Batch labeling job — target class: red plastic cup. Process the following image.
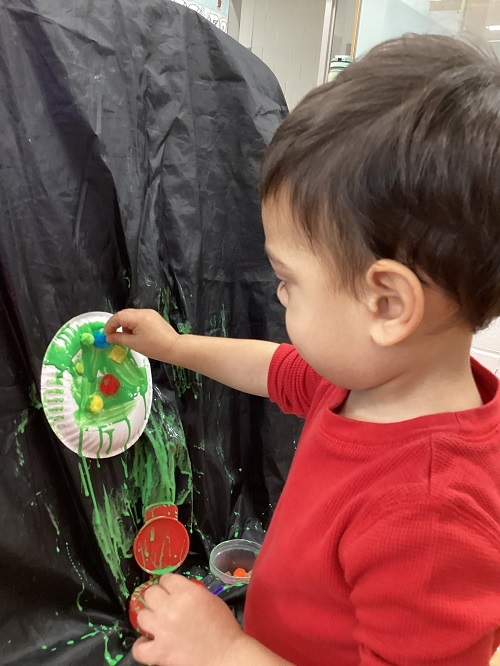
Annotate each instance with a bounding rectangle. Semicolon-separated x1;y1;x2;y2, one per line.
133;516;189;575
128;579;158;634
144;503;178;522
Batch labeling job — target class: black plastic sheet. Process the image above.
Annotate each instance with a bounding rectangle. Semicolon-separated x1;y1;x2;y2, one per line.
0;1;301;663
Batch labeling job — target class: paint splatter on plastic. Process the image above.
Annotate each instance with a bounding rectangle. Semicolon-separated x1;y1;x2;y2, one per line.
158;286;200;397
14;409;28;469
29;382;43;409
79;398;193;598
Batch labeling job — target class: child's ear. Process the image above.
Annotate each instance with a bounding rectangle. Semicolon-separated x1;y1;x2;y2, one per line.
364;260;425;347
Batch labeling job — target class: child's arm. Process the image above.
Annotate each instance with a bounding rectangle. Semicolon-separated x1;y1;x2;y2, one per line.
105;309;278;397
132;574;292;666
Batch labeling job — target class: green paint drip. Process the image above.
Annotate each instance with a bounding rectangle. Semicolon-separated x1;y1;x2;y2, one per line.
171;364;198;397
134;404;193;509
61;539;86;612
90;483;136;598
97;429;104;459
81;631;99;640
124;418;131;450
14;409;28;468
102;633;124;665
45;503;61;536
43;320;148;451
210;304;228;337
105;429;114;455
78;459;101;525
42;502;85;608
17;410;28;434
220;303;228;337
29;382;42;409
157;287;200;396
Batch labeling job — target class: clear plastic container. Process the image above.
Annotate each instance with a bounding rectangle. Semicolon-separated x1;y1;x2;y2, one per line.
209;539;261;585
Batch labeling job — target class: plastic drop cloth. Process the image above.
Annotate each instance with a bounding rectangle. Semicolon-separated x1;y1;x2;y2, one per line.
0;1;301;663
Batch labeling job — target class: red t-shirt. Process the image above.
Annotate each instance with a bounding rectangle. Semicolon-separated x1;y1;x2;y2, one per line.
245;344;500;665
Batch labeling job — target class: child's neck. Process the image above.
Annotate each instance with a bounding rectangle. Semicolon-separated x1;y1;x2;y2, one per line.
342;329;483;424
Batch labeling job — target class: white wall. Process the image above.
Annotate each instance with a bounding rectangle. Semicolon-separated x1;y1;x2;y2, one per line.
356;0;460;56
227;0;242;39
473;320;500;376
234;0;331;109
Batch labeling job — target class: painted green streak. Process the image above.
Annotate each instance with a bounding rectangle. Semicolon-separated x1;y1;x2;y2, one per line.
29;382;42;409
15;409;28;468
45;503;61;537
102;632;124;665
177;322;191;335
42;623;125;665
158;286;200;396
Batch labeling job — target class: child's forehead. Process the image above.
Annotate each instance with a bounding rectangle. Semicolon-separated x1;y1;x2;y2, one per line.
262;189;306;239
262;189;292;220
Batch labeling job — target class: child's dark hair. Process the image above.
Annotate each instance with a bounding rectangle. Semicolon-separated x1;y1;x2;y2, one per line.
262;34;500;331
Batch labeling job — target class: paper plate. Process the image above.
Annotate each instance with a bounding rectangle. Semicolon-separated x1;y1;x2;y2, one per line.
41;312;152;458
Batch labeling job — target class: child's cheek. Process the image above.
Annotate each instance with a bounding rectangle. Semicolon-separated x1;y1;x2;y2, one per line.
285;304;307;349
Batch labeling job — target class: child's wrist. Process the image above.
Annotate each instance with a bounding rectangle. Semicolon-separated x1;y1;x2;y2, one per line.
168;330;190;366
218;634;291;666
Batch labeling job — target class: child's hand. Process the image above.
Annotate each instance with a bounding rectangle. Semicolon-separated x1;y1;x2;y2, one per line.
133;574;244;666
104;309;179;362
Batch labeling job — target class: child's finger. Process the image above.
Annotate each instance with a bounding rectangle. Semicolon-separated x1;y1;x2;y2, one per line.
136;608;158;636
104;312;123;335
132;635;158;664
105;331;136;347
104;309;138;335
143;584;170;609
158;572;188;593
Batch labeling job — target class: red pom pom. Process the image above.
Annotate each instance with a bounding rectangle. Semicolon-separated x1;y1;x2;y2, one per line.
100;374;120;396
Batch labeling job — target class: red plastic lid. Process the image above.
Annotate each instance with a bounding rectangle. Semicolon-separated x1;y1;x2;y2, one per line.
128;580;158;633
144;503;178;522
191;579;205;588
133;517;189;574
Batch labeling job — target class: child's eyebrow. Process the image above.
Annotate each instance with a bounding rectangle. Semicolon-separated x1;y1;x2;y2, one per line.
265;246;288;268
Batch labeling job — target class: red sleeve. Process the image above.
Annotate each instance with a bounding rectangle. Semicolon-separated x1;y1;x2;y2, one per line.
340;488;500;665
267;344;323;418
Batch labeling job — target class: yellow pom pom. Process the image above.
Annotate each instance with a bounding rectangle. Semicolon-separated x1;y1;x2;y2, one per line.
88;395;104;415
109;345;128;364
75;362;84;375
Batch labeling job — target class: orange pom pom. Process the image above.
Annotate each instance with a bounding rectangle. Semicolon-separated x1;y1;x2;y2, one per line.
233;567;248;578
